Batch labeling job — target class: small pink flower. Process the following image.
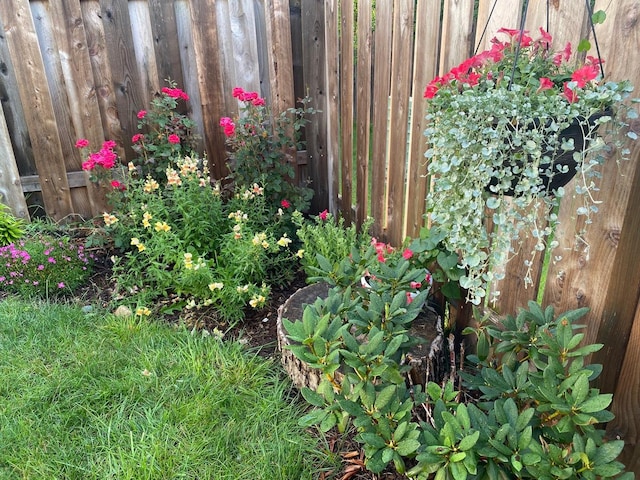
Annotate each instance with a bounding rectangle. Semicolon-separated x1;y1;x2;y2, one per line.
232;87;245;99
48;257;56;264
319;209;328;221
132;133;144;143
406;292;414;304
410;281;422;289
252;97;266;106
137;110;147;119
563;83;579;103
111;180;124;190
103;140;117;150
75;138;89;149
377;253;386;263
58;282;65;289
220;117;236;136
168;134;181;144
402;249;413;260
280;199;291;209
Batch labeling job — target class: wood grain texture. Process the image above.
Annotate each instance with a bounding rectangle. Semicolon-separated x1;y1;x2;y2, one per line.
100;0;145;162
369;0;392;238
301;0;328;212
405;0;441;239
0;106;29;219
439;0;476;73
80;0;125;156
33;1;96;220
338;0;354;223
475;0;521;52
229;0;261;96
354;0;372;227
147;0;186;96
189;0;228;180
386;0;415;246
47;0;108;216
0;0;74;220
323;0;339;213
128;1;160;106
174;0;205;154
264;0;295;116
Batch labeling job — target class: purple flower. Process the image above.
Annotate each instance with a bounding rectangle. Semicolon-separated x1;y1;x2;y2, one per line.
58;282;65;289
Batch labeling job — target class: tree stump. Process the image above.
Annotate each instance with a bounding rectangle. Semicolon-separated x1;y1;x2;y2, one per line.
276;282;446;391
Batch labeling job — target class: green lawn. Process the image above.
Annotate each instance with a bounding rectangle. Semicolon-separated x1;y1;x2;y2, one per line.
0;298;331;479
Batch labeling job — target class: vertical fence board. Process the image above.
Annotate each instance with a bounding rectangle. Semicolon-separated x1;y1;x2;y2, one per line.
386;0;415;246
229;0;262;96
302;0;328;212
189;0;228;180
0;0;74;221
147;0;186;95
542;0;640;349
475;0;521;51
440;0;475;73
80;0;125;156
369;0;392;237
354;0;372;226
324;0;339;213
405;0;441;239
48;0;109;217
100;0;145;162
338;0;354;221
128;1;160;106
32;1;94;220
174;0;205;153
0;106;29;219
252;0;272;103
264;0;295;116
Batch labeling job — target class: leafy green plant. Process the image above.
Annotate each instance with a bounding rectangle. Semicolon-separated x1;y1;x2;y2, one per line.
292;209;374;279
0;233;94;298
285;272;633;479
131;81;197;181
423;26;638;305
220;87;316;212
97;155;298;322
0;201;24;246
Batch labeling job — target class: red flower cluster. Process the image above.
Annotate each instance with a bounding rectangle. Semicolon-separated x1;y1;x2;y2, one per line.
423;27;602;105
232;87;266;106
77;140;118;171
219;117;235;137
161;87;190;101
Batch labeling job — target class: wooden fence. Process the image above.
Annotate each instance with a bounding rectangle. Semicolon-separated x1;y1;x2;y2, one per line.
1;0;640;472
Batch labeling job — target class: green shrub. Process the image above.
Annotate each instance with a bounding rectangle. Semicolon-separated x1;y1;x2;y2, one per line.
0;202;24;246
0;234;94;298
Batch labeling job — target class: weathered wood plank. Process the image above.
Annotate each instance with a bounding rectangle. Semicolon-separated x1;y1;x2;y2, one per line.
542;0;640;354
189;0;228;180
475;0;521;52
174;0;205;154
338;0;354;222
386;0;415;246
99;0;146;162
128;1;160;106
0;106;29;219
354;0;372;226
252;0;271;104
439;0;475;74
405;0;441;239
229;0;262;95
0;0;74;221
80;0;125;157
264;0;295;116
324;0;339;213
147;0;186;96
369;0;392;237
47;0;109;217
301;0;327;212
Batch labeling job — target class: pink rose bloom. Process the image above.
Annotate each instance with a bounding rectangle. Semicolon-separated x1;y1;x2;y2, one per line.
220;117;236;136
168;134;181;144
252;97;266;106
232;87;245;99
132;133;144;143
103;140;117;150
137;110;147;119
319;209;328;221
75;138;89;149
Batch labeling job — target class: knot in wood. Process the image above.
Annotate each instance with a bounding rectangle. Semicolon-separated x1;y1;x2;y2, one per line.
607;228;621;247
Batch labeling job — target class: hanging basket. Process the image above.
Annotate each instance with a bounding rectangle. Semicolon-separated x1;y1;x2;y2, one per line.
486;109;611;196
